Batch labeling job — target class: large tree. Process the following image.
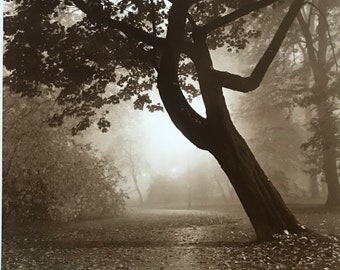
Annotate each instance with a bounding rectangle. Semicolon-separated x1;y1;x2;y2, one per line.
4;0;309;240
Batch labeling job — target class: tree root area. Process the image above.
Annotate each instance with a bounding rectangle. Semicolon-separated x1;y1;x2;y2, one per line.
2;204;340;269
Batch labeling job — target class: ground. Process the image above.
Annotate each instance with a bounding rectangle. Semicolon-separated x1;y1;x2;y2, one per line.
2;203;340;269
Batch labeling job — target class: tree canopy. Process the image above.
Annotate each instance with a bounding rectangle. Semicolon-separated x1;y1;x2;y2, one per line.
4;0;304;135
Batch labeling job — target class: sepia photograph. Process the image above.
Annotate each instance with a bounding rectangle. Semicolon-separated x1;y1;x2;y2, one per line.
2;0;340;269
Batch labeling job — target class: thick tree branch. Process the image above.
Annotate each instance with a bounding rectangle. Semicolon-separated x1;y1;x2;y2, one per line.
71;0;165;48
250;0;304;84
199;0;279;36
158;1;209;149
213;0;305;92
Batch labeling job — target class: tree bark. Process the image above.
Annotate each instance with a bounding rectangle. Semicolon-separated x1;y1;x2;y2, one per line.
208;109;304;241
158;0;306;241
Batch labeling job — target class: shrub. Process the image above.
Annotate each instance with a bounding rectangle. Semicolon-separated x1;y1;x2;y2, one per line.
3;91;127;222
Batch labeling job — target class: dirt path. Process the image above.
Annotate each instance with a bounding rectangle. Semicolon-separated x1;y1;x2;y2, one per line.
2;205;340;269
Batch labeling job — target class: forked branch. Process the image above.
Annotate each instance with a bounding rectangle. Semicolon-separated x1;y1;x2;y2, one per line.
213;0;305;92
158;1;209;149
297;12;319;72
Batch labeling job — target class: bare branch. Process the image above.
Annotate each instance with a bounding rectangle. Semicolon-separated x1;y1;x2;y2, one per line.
297;12;319;72
199;0;279;36
304;1;339;72
213;0;305;92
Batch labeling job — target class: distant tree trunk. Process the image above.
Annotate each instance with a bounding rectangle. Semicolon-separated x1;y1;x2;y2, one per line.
213;174;229;201
187;160;192;209
302;49;321;199
315;1;340;207
304;108;321;198
317;96;340;207
309;174;320;199
126;147;144;206
298;0;340;207
187;183;192;209
131;171;143;207
158;0;305;241
323;147;340;207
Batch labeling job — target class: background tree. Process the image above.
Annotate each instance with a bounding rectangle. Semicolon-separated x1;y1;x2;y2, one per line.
234;91;308;199
237;0;340;205
4;0;310;240
109;141;146;206
296;0;340;207
96;105;149;207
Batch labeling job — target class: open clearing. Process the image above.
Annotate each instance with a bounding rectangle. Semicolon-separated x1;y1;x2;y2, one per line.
2;204;340;269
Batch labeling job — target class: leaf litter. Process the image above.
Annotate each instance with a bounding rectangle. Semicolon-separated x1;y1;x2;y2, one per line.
2;206;340;269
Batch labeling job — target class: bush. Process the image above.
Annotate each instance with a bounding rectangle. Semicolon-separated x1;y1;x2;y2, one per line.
3;91;127;222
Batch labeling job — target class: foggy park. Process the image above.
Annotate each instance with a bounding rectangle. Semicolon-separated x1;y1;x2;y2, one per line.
2;0;340;269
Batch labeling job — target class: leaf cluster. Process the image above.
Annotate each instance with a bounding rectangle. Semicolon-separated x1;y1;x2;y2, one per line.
4;0;265;133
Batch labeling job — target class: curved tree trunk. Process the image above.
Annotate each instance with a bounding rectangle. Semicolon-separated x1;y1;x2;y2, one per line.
207;108;304;241
157;0;306;241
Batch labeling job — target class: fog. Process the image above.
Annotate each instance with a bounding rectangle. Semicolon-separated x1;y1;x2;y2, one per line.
82;55;312;207
79;52;254;206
